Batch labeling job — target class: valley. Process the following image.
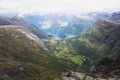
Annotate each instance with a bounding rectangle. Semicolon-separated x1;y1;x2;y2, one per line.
0;11;120;80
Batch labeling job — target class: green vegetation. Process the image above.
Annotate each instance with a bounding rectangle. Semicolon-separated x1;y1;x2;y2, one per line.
42;19;120;73
0;17;119;80
0;26;68;80
42;37;94;72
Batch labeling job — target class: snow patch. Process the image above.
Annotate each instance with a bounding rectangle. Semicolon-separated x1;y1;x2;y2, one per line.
57;20;68;27
41;20;52;29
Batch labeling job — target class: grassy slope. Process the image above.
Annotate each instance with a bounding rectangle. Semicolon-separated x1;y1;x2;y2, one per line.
42;19;120;73
0;25;68;80
42;38;92;72
82;19;120;57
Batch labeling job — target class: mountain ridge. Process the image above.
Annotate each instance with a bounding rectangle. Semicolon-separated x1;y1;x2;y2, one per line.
0;25;69;80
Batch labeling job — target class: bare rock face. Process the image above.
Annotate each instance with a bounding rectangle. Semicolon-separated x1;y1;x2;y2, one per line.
85;76;94;80
58;71;120;80
0;69;13;80
91;55;120;79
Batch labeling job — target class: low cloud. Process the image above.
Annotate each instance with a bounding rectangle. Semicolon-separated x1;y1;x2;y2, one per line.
0;0;120;14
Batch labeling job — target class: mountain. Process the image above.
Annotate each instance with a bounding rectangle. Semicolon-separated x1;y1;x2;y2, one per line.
86;12;111;19
0;25;70;80
42;12;120;73
83;12;120;56
24;13;94;38
91;55;120;79
57;55;120;80
110;11;120;21
0;15;48;39
0;12;119;79
53;12;120;79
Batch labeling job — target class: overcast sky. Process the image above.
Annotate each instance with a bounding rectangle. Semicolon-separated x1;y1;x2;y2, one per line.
0;0;120;14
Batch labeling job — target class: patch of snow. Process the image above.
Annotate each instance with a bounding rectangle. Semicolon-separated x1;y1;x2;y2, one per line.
57;20;68;27
41;20;52;29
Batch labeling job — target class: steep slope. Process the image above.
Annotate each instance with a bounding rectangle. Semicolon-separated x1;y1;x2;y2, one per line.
72;12;120;70
0;25;68;80
0;15;48;39
57;55;120;80
82;19;120;57
42;12;120;73
54;12;120;80
91;55;120;79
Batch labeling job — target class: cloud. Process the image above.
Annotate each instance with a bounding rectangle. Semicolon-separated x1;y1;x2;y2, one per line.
0;0;120;14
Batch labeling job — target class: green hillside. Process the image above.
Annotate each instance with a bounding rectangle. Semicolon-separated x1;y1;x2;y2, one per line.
0;25;68;80
43;18;120;72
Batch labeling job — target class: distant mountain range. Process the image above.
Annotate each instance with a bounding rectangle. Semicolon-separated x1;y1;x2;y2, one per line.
0;14;69;80
24;12;110;38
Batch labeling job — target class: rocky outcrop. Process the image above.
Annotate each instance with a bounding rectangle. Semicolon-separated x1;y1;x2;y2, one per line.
0;69;13;80
58;55;120;80
91;55;120;79
58;71;119;80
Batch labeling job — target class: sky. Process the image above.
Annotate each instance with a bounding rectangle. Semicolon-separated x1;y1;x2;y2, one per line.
0;0;120;14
